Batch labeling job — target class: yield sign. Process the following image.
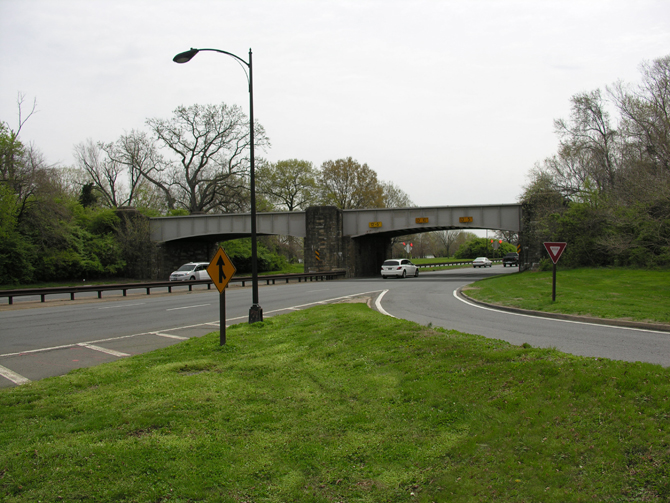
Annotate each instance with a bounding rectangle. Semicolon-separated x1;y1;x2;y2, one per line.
207;247;236;293
544;242;567;264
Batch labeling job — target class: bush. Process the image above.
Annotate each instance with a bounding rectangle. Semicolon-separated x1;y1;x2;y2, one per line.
221;238;288;274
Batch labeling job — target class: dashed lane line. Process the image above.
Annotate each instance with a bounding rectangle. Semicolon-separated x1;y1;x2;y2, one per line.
153;332;189;340
78;343;130;357
166;304;211;311
0;364;31;385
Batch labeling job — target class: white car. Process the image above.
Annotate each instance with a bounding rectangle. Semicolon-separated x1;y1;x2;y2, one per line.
381;259;419;279
472;257;492;268
169;262;210;281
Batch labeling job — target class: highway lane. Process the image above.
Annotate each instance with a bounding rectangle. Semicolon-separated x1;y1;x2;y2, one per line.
376;266;670;367
0;281;384;354
0;280;388;387
1;266;668;387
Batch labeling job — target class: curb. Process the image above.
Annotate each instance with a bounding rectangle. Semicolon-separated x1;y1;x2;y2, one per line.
457;287;670;334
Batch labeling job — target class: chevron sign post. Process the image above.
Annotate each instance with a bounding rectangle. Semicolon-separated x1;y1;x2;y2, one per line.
543;242;567;302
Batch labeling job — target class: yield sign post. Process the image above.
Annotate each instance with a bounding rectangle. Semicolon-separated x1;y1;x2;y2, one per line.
543;242;567;302
207;247;237;345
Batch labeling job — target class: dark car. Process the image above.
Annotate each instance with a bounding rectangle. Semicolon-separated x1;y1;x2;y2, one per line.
502;252;519;267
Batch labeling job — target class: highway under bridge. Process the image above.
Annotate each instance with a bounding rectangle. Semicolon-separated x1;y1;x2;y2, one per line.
149;204;523;278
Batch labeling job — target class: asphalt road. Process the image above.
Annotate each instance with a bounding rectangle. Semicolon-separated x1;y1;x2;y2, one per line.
1;266;668;388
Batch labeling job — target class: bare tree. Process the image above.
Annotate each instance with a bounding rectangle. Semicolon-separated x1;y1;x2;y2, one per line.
145;103;269;214
432;230;466;257
381;180;414;208
100;130;160;208
554;90;620;194
1;94;53;221
610;55;670;203
74;139;126;208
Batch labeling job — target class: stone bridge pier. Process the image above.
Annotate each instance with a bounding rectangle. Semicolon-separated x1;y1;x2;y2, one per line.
304;206;390;278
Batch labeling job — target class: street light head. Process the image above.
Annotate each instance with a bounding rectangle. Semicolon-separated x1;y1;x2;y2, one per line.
173;48;199;64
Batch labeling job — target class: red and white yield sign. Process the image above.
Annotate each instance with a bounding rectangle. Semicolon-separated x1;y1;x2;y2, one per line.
544;242;567;264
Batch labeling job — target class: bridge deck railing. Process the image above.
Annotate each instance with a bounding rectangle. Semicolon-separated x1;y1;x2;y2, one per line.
0;271;346;305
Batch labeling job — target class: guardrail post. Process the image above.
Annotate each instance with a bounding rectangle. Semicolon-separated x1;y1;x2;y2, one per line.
98;291;102;299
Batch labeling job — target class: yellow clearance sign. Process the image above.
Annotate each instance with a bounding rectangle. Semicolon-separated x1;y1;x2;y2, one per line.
207;247;236;293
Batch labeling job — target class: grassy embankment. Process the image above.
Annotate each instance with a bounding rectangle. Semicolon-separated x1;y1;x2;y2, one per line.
2;288;669;501
465;267;670;325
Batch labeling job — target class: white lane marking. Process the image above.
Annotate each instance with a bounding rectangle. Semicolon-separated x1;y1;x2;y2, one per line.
166;304;211;311
453;289;670;334
0;290;383;358
307;289;329;293
153;332;188;340
0;364;31;385
375;290;396;318
98;303;145;310
78;343;130;357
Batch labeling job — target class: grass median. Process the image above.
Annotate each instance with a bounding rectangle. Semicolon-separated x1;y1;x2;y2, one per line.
464;267;670;325
2;301;669;502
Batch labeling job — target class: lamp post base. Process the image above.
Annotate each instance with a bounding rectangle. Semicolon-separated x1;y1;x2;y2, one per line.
249;304;263;323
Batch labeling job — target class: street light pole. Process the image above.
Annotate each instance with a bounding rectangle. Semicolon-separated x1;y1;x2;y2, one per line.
173;47;262;323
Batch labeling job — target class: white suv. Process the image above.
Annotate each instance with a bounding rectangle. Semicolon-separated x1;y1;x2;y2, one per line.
169;262;210;281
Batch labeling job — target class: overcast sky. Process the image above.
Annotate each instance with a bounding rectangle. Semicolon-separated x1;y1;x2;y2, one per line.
2;0;669;208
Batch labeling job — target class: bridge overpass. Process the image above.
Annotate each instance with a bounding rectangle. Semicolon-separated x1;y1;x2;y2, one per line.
150;204;522;278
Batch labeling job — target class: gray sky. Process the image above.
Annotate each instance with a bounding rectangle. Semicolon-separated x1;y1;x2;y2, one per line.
2;0;669;207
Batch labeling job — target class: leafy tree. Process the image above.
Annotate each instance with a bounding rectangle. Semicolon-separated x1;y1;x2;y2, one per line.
0;183;36;284
145;103;269;214
78;182;99;208
221;238;288;274
256;158;317;211
454;237;516;259
318;157;384;209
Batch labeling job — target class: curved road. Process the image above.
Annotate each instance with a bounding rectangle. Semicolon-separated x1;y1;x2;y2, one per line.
1;266;668;387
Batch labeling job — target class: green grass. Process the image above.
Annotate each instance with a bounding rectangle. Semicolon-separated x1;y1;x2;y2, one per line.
466;267;670;324
2;303;669;502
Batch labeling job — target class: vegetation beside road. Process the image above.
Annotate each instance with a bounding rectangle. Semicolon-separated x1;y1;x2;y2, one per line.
2;303;669;502
466;267;670;325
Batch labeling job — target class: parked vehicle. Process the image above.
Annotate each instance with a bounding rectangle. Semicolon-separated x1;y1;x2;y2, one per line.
502;252;519;267
472;257;492;268
381;259;419;279
169;262;210;281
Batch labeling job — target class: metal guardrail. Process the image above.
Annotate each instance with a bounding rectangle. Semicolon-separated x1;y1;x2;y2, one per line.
0;271;347;305
416;259;503;268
